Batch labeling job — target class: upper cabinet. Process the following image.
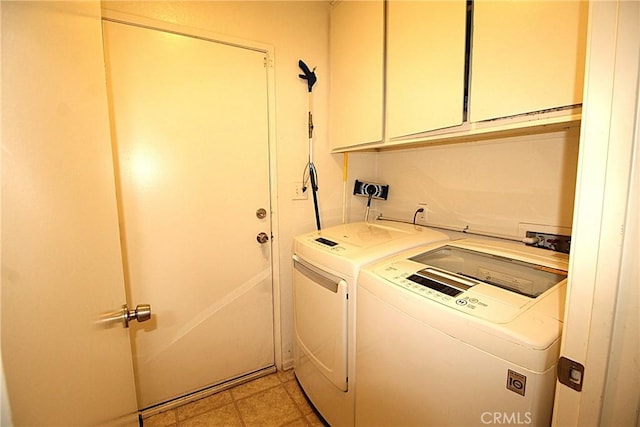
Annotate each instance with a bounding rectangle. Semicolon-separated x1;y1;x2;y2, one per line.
386;1;467;140
329;0;384;151
329;0;589;152
469;0;588;122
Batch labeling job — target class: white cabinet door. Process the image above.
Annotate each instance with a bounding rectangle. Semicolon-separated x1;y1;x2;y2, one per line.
1;2;138;425
330;0;384;150
386;0;467;139
469;0;588;122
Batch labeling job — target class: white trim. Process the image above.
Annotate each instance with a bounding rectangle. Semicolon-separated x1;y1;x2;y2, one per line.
601;87;639;425
264;48;284;372
139;366;277;419
553;0;640;424
101;9;273;54
99;9;283;371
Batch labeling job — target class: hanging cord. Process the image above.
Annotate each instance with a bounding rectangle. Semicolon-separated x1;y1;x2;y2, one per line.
363;185;378;222
381;212;543;245
364;194;373;222
300;162;310;192
413;207;424;224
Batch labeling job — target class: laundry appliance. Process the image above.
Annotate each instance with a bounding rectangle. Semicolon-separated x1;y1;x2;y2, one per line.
355;239;569;426
292;220;449;426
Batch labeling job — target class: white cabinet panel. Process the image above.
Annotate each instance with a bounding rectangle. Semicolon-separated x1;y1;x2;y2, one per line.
469;0;588;122
386;0;467;139
330;1;384;150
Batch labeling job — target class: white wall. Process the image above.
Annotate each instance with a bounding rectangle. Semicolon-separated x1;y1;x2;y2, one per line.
374;129;580;238
100;1;377;367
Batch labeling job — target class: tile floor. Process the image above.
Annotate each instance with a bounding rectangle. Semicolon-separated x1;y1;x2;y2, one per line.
142;370;328;427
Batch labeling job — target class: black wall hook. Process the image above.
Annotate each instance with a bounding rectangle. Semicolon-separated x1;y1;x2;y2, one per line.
298;60;317;92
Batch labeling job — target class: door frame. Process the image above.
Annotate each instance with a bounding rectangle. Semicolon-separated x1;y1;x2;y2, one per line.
552;0;640;424
100;9;283;371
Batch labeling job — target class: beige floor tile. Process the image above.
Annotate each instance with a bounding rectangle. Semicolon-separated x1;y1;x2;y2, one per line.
179;402;243;427
280;418;308;427
143;370;321;427
235;385;302;427
143;409;177;427
305;411;327;427
230;373;282;400
276;369;296;383
282;379;314;416
176;390;234;421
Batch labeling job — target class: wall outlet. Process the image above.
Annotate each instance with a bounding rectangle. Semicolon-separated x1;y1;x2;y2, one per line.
292;182;308;200
416;203;428;223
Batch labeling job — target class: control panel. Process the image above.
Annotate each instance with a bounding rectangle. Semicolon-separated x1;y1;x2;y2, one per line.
375;261;532;324
406;273;463;297
307;236;351;255
315;237;338;247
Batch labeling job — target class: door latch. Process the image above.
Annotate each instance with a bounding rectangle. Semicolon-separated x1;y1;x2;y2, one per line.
122;304;152;328
557;356;585;391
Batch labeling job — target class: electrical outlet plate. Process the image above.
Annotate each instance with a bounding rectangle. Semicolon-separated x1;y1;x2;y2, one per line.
416;203;428;223
292;182;307;200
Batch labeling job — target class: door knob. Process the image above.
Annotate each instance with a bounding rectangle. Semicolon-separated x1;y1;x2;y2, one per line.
122;303;151;328
256;232;269;244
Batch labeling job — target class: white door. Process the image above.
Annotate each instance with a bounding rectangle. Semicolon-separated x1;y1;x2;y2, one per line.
102;21;275;408
1;2;139;425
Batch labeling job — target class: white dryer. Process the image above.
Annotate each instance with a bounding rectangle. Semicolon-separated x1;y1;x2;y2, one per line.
355;239;569;427
292;220;449;427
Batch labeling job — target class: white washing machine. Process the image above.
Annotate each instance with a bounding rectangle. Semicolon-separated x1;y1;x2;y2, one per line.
292;220;449;427
355;239;569;427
